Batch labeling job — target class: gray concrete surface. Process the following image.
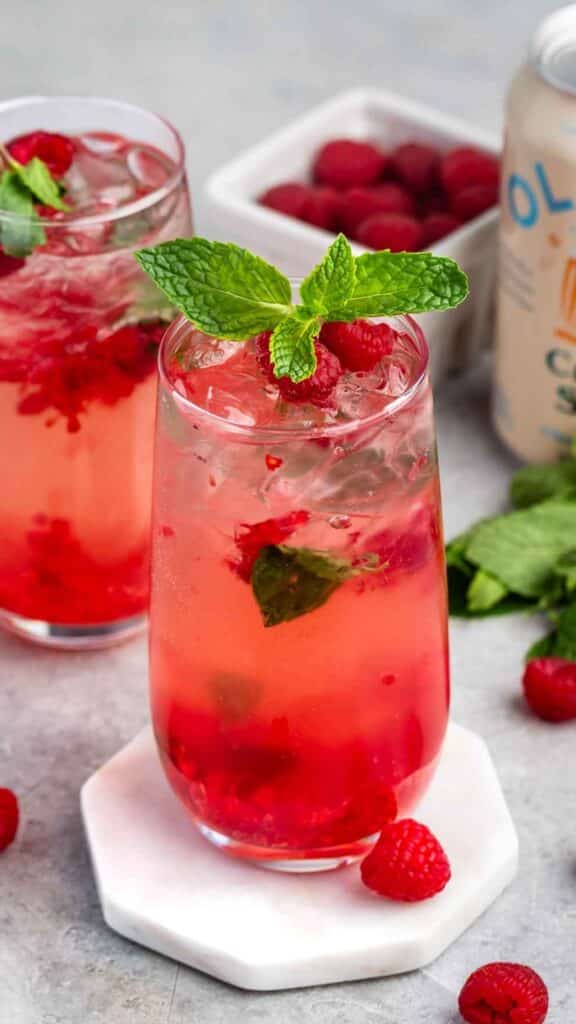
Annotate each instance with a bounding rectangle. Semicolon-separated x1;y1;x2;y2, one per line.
1;1;575;1021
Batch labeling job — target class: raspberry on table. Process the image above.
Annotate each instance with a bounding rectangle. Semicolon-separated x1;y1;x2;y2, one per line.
7;130;75;176
338;184;414;238
458;962;549;1024
259;182;311;220
389;142;440;194
277;341;342;405
320;319;396;371
523;657;576;722
313;139;387;190
360;818;451;901
0;788;19;852
451;184;499;221
356;212;423;252
421;211;462;246
441;146;499;196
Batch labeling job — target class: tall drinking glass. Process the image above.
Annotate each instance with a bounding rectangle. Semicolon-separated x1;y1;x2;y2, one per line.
0;97;192;647
150;311;449;871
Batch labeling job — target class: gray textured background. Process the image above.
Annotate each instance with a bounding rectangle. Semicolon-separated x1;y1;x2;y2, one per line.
1;2;574;1022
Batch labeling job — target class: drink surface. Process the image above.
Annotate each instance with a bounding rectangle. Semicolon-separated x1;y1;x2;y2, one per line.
150;320;449;858
0;129;191;627
495;14;576;462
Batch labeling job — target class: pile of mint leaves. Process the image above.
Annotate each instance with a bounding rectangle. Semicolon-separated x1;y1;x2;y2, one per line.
447;442;576;660
0;145;68;257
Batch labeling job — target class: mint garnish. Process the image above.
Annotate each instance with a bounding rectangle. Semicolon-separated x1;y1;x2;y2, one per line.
0;145;69;258
251;544;380;627
136;232;469;383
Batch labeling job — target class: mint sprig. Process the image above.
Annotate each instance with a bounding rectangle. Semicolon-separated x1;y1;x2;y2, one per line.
0;146;70;258
136;232;469;383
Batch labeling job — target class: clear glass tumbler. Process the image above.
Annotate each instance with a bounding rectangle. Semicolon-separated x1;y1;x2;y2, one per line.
0;97;192;647
149;310;450;871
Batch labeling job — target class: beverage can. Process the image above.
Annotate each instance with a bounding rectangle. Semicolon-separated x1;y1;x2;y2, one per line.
494;4;576;462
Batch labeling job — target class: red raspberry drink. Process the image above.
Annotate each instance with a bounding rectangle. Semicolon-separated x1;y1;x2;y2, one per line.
0;98;192;647
149;311;450;869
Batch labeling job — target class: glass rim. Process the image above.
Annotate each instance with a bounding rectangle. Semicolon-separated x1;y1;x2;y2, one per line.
158;310;431;443
0;95;187;229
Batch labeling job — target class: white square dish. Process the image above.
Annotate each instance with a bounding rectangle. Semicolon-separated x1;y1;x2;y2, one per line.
204;88;500;383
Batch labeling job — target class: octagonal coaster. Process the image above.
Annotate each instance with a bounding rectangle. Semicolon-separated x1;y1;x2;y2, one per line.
81;723;518;991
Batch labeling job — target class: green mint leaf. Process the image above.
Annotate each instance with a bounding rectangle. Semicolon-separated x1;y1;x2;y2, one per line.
510;459;576;509
328;251;469;320
527;601;576;661
299;233;355;313
0;170;45;257
251;545;358;627
466;569;508;613
465;500;576;599
447;561;534;619
526;632;556;660
135;238;293;341
553;549;576;594
15;158;69;212
269;311;321;383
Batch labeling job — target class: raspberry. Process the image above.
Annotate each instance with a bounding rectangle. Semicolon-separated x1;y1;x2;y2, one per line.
231;510;310;581
421;212;462;246
301;187;341;231
523;657;576;722
313;139;387;190
253;331;275;383
0;251;25;278
338;184;414;238
277;341;342;405
259;182;310;220
320;319;396;371
451;184;498;221
0;788;19;852
360;819;451;901
458;963;549;1024
357;212;423;252
441;146;499;196
7;131;75;176
419;188;450;216
389;142;440;194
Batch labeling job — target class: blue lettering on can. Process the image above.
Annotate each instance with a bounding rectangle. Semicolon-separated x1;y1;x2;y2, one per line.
508;174;538;227
534;162;574;213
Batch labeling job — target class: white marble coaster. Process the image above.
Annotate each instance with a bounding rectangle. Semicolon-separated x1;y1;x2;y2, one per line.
81;723;518;991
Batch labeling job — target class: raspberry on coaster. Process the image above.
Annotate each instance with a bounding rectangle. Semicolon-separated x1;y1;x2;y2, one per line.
313;139;387;189
451;184;499;221
523;657;576;722
338;184;414;238
441;146;500;196
7;130;75;176
389;142;440;194
360;819;451;901
320;319;396;371
277;341;342;406
0;788;19;852
458;963;549;1024
356;212;423;252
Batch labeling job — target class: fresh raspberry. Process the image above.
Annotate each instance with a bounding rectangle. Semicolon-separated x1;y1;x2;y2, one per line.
360;819;451;901
277;341;342;405
419;188;450;216
357;212;423;252
7;131;75;176
458;963;549;1024
389;142;440;194
0;788;19;852
320;319;396;371
313;139;387;190
259;182;310;220
441;146;499;196
231;510;311;581
421;212;462;246
301;187;341;231
338;184;414;237
0;251;25;278
523;657;576;722
451;184;498;221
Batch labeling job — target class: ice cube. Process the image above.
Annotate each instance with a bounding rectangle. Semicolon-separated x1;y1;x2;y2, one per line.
126;146;172;191
78;132;127;157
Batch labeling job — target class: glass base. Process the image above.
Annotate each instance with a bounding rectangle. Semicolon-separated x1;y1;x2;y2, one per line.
198;822;378;873
0;607;147;650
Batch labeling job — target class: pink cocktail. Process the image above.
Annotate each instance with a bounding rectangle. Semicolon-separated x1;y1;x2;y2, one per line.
150;312;449;870
0;97;192;646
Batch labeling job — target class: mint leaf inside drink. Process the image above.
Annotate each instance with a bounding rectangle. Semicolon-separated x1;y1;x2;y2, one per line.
16;157;69;212
0;171;45;257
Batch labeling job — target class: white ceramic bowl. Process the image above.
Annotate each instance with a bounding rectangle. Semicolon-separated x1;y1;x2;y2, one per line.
204;88;500;383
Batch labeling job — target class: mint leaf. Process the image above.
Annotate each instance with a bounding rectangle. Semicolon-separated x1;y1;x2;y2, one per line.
16;157;69;212
0;171;45;257
466;569;508;613
553;549;576;594
465;501;576;598
251;545;359;626
510;460;576;509
269;311;321;382
299;233;355;313
527;602;576;661
135;238;293;340
329;251;469;320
